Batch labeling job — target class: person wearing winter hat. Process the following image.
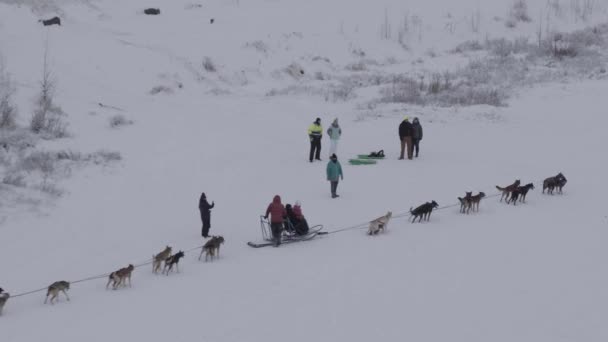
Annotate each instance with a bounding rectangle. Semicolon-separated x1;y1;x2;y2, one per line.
412;117;423;158
326;154;344;198
308;117;323;162
398;116;414;160
327;118;342;158
264;195;286;246
198;192;215;238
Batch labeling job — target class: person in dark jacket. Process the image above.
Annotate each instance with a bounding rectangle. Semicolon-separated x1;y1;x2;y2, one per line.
198;192;215;238
308;117;323;162
286;202;309;236
412;117;423;158
265;195;286;246
398;116;413;160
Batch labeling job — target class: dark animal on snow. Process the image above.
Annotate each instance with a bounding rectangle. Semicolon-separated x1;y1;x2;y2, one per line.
467;192;486;213
39;16;61;26
163;251;185;275
144;8;161;15
496;179;521;202
543;173;567;195
210;18;215;24
458;192;472;214
507;183;534;205
0;288;9;316
410;201;439;223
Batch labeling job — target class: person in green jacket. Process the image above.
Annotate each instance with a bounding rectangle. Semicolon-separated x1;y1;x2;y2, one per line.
326;154;343;198
308;118;323;162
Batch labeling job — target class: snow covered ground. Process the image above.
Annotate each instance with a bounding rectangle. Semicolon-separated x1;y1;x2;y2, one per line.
1;0;608;341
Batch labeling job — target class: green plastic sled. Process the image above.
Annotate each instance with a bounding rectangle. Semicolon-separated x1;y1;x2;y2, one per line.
348;159;378;165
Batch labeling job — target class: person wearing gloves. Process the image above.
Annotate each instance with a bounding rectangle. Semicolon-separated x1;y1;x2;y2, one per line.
308;117;323;162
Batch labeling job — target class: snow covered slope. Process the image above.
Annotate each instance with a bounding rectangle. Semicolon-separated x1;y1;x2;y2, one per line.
1;0;608;341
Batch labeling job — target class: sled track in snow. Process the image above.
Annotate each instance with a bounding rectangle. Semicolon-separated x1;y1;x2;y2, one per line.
6;175;560;302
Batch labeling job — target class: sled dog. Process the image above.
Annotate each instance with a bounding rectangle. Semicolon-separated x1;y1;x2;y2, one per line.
410;201;439;223
467;192;486;213
543;173;567;195
458;192;472;214
508;183;534;205
496;180;521;202
44;281;70;304
153;246;172;274
106;264;134;290
368;211;392;235
200;236;225;262
0;288;9;315
163;251;185;275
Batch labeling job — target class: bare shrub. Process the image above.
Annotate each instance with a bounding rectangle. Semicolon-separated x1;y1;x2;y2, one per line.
380;76;423;104
30;43;69;139
285;63;305;78
20;151;55;176
451;40;483;54
380;8;392;40
109;114;133;128
0;59;18;130
149;85;174;95
345;62;366;71
486;37;532;57
2;172;26;187
202;56;216;72
245;40;268;54
89;150;121;165
38;181;63;197
56;150;83;161
325;84;355;102
0;128;36;153
510;0;531;23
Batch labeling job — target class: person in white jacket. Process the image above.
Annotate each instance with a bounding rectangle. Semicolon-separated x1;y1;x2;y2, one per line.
327;118;342;157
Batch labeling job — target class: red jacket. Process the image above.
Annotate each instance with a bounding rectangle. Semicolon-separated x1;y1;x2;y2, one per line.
266;195;286;224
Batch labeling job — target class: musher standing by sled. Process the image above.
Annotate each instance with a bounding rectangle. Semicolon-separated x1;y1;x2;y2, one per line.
264;195;286;247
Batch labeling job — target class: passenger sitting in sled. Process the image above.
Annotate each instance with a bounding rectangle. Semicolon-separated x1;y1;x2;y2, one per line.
286;202;309;236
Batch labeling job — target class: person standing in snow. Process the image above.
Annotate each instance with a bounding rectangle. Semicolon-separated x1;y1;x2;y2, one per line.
264;195;286;246
198;192;215;238
308;117;323;162
412;117;423;158
326;154;344;198
327;118;342;158
398;116;414;160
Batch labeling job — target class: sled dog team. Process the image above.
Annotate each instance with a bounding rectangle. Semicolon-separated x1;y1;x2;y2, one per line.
366;172;567;234
1;173;566;313
0;238;225;312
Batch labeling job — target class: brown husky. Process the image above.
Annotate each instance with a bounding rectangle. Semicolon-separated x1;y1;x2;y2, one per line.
200;236;225;262
458;192;472;214
152;246;172;274
106;264;134;290
467;192;486;213
496;180;521;202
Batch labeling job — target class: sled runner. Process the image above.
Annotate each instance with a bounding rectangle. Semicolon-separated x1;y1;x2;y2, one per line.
247;216;326;248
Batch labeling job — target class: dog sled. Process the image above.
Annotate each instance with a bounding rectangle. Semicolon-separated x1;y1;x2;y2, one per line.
247;216;326;248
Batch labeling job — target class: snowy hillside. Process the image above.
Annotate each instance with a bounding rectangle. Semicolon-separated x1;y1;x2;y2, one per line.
1;0;608;341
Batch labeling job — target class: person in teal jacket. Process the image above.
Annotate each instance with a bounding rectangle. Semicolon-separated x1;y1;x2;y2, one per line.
326;154;343;198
